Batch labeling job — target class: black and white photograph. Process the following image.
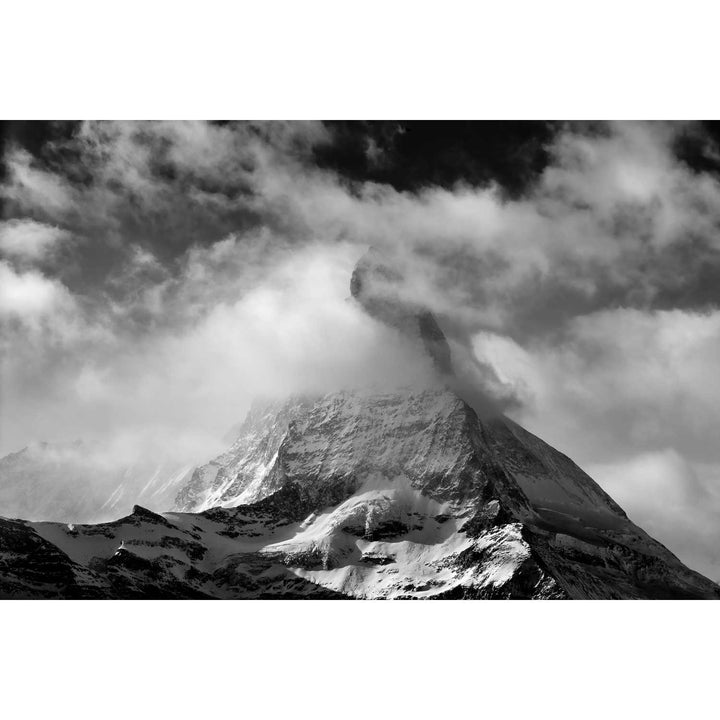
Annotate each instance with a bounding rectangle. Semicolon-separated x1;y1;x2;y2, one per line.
5;118;720;600
3;2;719;717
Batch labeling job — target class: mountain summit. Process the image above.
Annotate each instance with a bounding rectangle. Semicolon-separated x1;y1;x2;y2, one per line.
0;253;718;599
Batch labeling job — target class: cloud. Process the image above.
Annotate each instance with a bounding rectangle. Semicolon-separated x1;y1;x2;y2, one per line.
0;260;74;324
0;218;71;261
7;120;720;341
0;240;437;466
474;307;720;463
587;451;720;582
1;148;76;219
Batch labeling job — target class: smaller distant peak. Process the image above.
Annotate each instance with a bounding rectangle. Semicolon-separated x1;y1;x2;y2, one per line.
132;504;157;516
26;438;85;453
130;505;171;524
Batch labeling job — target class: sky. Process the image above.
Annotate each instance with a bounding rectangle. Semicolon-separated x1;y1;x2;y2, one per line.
2;120;720;579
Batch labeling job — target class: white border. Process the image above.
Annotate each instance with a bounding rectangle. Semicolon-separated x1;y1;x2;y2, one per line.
2;3;719;716
1;599;717;718
2;1;720;119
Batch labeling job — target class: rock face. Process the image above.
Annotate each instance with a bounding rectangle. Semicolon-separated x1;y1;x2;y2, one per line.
174;397;312;513
1;388;718;599
1;250;718;599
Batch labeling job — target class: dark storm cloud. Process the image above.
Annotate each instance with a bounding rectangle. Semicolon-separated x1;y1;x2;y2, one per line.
5;119;720;361
1;121;329;296
5;119;720;335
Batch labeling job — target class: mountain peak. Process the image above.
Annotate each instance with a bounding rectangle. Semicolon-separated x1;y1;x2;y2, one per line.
160;386;720;599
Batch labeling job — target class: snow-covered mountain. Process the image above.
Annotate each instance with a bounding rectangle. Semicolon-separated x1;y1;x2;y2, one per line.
1;250;718;599
0;441;193;524
1;386;718;598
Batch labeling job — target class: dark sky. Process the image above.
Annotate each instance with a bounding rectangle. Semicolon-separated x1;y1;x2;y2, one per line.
3;120;720;579
5;119;720;191
3;119;559;190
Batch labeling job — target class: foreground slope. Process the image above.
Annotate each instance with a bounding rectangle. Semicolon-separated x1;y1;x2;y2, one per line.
1;388;717;599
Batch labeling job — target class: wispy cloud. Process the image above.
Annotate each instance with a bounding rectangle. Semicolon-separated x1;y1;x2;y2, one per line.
0;218;71;262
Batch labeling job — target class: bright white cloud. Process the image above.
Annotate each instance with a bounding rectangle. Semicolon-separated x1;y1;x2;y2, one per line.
1;148;76;218
0;218;71;261
0;260;73;321
0;241;437;465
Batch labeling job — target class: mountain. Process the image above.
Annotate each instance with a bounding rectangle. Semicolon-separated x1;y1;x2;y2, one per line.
1;387;718;599
1;250;718;599
0;441;193;524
